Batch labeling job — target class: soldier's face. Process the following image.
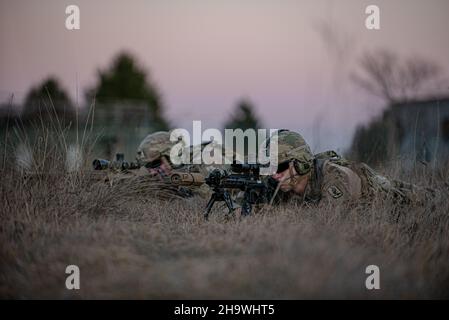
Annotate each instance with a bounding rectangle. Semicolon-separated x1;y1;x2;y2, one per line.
148;162;171;176
272;162;296;192
272;162;309;194
146;157;172;177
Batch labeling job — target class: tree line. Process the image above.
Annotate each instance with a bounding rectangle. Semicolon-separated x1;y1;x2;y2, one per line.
0;52;263;134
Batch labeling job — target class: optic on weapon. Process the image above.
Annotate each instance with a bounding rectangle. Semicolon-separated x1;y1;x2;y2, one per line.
92;158;110;170
92;153;140;171
203;162;277;219
230;163;263;174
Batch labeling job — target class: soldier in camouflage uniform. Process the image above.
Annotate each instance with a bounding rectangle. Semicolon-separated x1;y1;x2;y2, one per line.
136;131;235;198
136;131;180;177
269;130;439;208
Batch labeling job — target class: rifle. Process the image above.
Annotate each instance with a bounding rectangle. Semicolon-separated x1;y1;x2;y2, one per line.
92;153;141;171
177;163;278;219
170;163;278;219
92;153;200;198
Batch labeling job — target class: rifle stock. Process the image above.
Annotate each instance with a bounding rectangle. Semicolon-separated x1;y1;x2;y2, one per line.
169;172;206;186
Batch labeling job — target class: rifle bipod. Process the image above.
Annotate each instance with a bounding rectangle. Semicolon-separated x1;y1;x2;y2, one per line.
203;188;237;220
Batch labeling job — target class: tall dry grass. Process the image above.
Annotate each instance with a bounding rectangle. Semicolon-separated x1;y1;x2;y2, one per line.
1;110;449;299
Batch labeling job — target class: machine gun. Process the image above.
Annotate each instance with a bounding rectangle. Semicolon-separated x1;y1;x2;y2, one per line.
203;163;278;219
92;153;141;171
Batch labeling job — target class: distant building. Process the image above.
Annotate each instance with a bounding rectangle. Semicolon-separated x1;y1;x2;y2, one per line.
387;97;449;167
89;102;156;160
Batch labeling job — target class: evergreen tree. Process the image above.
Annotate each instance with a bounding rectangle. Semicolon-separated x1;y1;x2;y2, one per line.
223;99;263;131
22;77;74;122
223;99;264;158
86;52;169;130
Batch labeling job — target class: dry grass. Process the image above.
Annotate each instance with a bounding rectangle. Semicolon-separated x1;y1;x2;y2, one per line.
1;121;449;299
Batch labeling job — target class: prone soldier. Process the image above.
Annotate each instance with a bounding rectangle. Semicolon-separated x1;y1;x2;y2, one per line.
135;131;236;198
268;130;441;208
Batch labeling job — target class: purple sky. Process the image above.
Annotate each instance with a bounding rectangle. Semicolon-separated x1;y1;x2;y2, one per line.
1;0;449;151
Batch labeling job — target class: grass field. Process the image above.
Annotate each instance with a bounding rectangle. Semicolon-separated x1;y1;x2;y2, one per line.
1;124;448;299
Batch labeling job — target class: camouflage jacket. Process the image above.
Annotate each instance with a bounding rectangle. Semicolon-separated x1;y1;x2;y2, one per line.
277;151;440;208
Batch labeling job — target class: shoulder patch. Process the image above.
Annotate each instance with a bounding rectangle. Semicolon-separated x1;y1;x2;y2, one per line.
327;185;343;199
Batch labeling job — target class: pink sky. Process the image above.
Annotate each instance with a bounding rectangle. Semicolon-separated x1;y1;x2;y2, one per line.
1;0;448;151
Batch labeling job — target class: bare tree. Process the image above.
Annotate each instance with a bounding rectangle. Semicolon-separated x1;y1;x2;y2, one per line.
315;20;357;89
351;49;443;103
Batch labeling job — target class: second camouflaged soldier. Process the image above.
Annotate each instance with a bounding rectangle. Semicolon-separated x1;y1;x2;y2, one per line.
136;131;235;197
268;130;440;208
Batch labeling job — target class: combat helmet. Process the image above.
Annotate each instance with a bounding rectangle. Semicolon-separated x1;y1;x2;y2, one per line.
269;129;313;176
136;131;178;167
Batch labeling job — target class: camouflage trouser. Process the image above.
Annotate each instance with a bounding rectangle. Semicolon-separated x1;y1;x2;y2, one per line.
351;162;440;206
